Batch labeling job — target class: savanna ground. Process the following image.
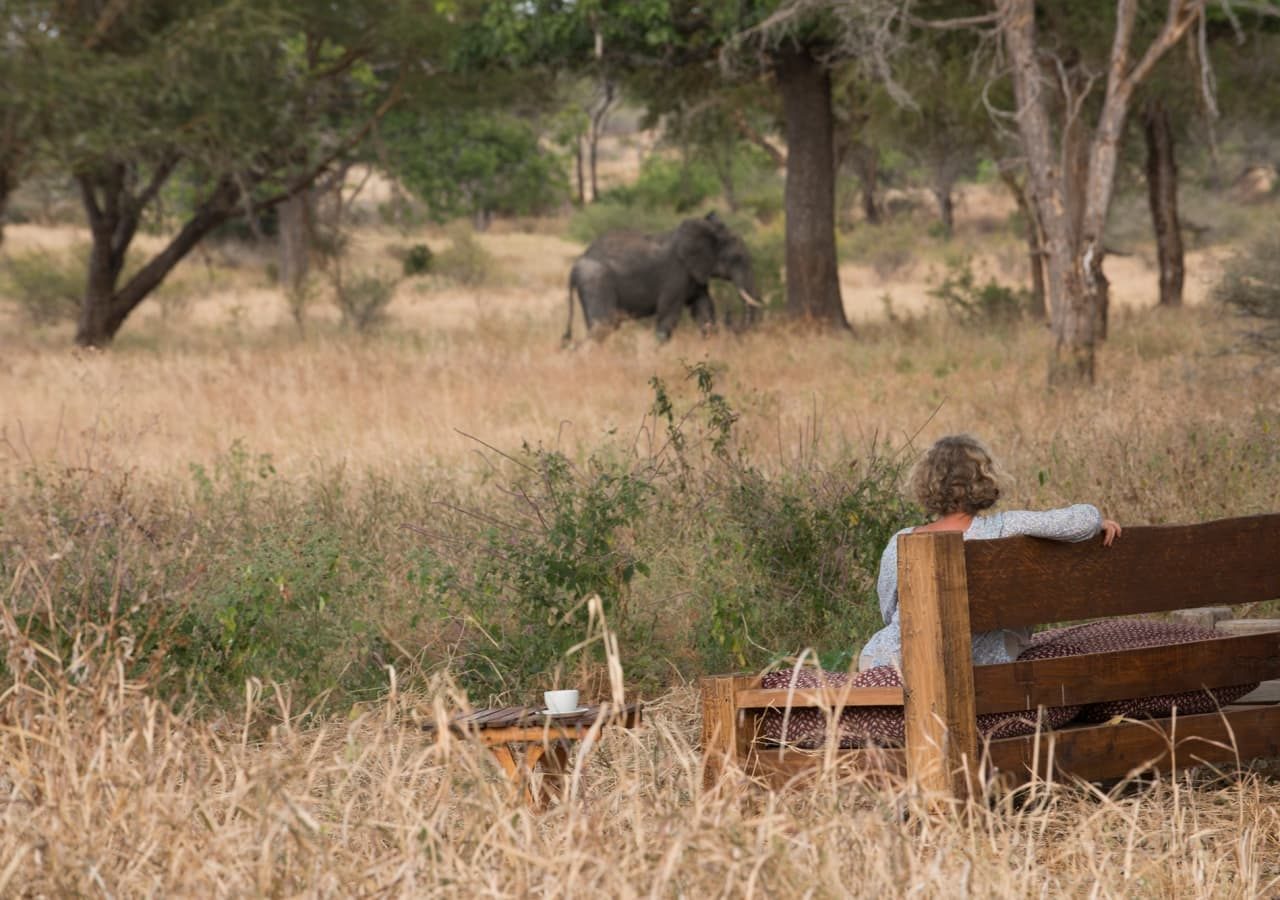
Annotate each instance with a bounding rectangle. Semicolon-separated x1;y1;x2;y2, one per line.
2;158;1280;894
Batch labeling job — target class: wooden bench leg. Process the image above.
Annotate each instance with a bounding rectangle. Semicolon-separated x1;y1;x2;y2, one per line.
702;675;758;788
899;532;980;801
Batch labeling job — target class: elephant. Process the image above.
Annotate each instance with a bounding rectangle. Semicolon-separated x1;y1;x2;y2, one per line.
564;212;761;344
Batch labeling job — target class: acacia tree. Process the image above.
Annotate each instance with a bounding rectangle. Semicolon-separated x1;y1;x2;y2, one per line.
27;0;436;347
995;0;1205;384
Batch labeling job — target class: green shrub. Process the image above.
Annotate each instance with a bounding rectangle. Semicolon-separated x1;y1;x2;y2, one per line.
1216;233;1280;348
3;244;86;325
1;373;921;716
566;202;680;245
333;272;398;332
382;109;568;223
401;243;434;277
603;154;721;212
929;257;1028;327
435;224;500;287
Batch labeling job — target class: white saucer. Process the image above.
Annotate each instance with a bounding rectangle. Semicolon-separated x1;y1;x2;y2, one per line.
540;706;590;717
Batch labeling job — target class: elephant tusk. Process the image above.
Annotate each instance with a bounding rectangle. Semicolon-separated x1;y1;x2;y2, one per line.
738;288;764;309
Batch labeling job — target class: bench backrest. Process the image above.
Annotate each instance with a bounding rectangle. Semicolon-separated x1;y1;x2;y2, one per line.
897;514;1280;795
964;513;1280;630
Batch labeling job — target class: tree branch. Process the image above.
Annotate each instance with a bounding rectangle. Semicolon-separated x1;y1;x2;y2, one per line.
1122;0;1205;96
249;73;406;214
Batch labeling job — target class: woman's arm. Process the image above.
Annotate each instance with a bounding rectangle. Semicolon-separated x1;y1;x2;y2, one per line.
996;504;1105;542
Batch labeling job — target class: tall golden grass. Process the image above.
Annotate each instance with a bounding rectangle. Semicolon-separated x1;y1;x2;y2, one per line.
3;217;1279;895
2;601;1278;896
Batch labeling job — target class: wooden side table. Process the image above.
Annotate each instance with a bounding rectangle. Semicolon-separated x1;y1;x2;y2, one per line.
423;702;643;808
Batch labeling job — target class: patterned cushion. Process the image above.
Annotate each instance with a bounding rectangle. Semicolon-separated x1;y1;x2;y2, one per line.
1033;619;1258;723
755;618;1259;749
756;656;1082;750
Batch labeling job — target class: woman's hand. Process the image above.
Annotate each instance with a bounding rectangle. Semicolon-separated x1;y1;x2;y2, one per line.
1101;519;1122;546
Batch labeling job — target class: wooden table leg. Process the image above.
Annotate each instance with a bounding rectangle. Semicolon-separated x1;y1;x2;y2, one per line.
488;742;568;809
533;740;573;809
487;744;523;804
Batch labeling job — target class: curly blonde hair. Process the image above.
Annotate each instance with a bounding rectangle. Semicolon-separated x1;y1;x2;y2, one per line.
909;434;1004;517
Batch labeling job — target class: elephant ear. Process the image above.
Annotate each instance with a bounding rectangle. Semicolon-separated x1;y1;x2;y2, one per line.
675;219;717;283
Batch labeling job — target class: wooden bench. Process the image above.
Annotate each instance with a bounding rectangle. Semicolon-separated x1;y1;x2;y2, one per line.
701;514;1280;797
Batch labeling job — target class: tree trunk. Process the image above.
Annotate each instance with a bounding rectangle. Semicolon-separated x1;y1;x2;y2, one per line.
999;169;1047;319
776;45;848;329
574;137;585;206
0;167;12;248
588;80;615;204
278;191;314;291
1143;98;1183;307
850;142;881;225
933;183;954;237
75;171;237;347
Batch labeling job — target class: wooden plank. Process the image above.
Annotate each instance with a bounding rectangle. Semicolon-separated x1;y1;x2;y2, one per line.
971;633;1280;714
899;531;980;799
985;705;1280;785
750;746;907;788
701;676;741;788
734;686;904;710
965;514;1280;631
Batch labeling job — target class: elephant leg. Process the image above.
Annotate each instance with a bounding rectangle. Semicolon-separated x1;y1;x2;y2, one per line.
654;290;687;343
577;263;619;338
690;290;716;336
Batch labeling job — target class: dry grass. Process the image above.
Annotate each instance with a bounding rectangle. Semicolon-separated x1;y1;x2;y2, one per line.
2;616;1279;897
3;211;1280;895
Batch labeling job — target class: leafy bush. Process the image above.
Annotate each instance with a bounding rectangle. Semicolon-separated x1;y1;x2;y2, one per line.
929;257;1028;327
333;272;398;332
410;363;918;692
435;224;500;286
401;243;434;277
566;201;681;245
1216;233;1280;348
602;154;721;212
2;371;920;714
382;109;568;223
3;244;86;325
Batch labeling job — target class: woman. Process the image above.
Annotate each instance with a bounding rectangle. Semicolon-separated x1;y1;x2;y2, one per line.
858;434;1122;671
758;435;1251;748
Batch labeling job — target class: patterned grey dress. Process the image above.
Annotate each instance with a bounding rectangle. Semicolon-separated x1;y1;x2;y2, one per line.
857;504;1104;671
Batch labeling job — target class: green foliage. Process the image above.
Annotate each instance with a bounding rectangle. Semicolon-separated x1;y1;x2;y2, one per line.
566;202;681;245
435;224;500;286
699;456;918;670
402;243;434;277
384;109;568;223
2;244;85;325
929;258;1028;328
602;154;721;212
2;372;920;714
442;446;655;696
1216;233;1280;349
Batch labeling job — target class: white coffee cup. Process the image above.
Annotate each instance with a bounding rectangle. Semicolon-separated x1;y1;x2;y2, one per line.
544;689;580;713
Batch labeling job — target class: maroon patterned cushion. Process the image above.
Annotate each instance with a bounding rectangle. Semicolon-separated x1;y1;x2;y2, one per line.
1031;619;1258;722
755;619;1259;749
756;659;1082;749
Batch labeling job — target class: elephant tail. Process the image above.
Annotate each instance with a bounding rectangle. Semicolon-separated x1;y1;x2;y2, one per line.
563;267;577;347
